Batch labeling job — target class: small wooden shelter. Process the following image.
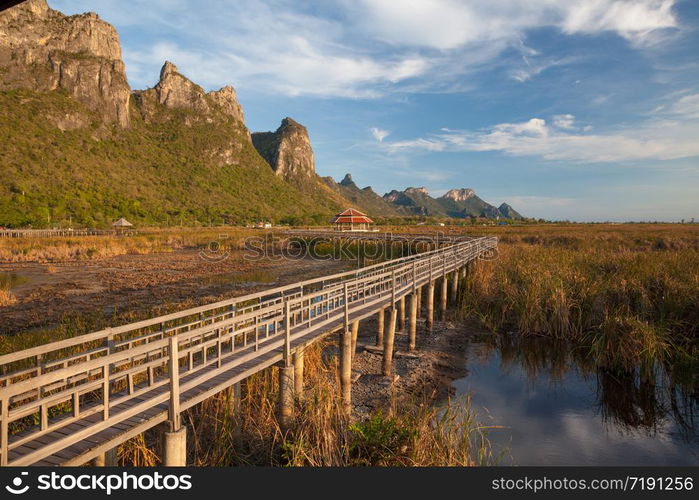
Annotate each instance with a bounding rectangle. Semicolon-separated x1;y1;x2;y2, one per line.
112;217;134;231
330;208;373;231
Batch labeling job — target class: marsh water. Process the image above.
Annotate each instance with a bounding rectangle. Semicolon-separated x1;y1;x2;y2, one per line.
453;333;698;465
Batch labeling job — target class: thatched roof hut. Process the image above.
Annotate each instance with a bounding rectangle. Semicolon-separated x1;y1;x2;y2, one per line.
112;217;134;228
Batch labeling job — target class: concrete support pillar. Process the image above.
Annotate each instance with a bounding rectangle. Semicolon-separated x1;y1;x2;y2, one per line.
91;447;118;466
163;427;187;466
294;347;304;401
408;293;418;351
398;296;406;331
427;282;435;331
382;307;398;376
440;276;448;321
277;365;294;429
451;270;459;303
340;328;353;416
350;320;359;363
376;308;385;347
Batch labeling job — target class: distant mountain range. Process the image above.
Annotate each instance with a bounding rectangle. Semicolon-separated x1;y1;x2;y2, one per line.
0;0;524;227
327;177;523;220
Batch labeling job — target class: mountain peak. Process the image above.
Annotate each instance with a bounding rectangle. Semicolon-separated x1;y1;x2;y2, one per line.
441;188;475;202
498;202;524;220
339;173;358;188
160;60;179;78
0;0;130;127
12;0;50;17
252;117;315;182
280;116;303;129
405;186;429;196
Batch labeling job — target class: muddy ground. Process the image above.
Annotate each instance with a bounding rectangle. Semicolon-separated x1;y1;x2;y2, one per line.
0;249;352;335
324;313;475;419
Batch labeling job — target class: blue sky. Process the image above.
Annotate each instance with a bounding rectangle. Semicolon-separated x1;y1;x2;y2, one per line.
51;0;699;221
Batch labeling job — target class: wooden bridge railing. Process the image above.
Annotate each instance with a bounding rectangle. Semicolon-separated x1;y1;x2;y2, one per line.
0;229;133;238
0;234;497;466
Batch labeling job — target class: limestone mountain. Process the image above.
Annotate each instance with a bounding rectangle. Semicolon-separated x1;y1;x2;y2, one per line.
252;118;315;183
438;188;501;218
251;117;350;212
384;187;444;216
322;174;402;216
381;186;524;220
0;0;350;227
498;203;523;220
0;0;523;227
0;0;130;127
134;61;245;125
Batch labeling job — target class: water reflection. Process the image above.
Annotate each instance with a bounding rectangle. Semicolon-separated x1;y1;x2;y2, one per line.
452;333;698;465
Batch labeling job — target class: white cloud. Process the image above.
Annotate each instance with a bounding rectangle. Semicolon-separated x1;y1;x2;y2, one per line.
553;114;576;129
52;0;681;98
353;0;678;49
370;127;390;142
561;0;677;46
669;93;699;119
381;98;699;163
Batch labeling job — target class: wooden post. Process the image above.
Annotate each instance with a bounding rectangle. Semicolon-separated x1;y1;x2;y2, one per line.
278;364;294;429
1;398;8;466
451;270;459;303
440;276;448;321
340;283;352;415
226;381;241;416
92;447;118;466
284;301;292;367
382;307;398;376
168;336;181;432
294;346;305;401
398;296;405;331
376;308;385;347
427;281;435;331
340;327;352;416
350;320;359;363
408;293;418;351
416;286;422;318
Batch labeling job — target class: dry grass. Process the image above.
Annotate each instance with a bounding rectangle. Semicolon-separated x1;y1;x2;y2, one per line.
0;288;17;306
458;224;699;371
0;227;256;263
118;342;498;467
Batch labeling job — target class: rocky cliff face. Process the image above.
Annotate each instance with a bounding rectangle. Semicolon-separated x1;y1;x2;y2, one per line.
0;0;131;127
405;186;429;196
134;61;245;124
442;188;475;202
131;61;249;166
251;117;315;182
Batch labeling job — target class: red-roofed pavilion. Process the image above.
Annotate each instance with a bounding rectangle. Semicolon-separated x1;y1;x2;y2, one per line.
330;208;374;231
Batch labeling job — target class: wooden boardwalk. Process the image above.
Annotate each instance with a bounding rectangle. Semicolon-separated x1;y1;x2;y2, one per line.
0;229;132;238
0;232;497;466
